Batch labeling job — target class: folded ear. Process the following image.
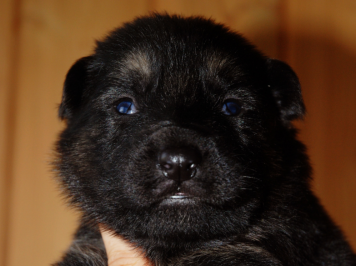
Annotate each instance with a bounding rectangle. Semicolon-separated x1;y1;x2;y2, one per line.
266;59;306;122
59;56;93;120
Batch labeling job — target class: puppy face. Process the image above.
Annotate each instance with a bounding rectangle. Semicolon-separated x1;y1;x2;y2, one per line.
56;15;305;241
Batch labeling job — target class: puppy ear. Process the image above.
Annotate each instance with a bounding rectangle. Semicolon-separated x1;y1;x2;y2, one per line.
59;56;93;120
266;59;306;122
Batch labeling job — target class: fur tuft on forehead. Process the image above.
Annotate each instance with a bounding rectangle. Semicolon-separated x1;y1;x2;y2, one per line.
120;49;152;78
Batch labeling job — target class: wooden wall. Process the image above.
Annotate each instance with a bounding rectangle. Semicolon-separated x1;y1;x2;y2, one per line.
0;1;355;265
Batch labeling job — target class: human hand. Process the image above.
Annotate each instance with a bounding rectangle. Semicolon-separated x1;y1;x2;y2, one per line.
100;225;152;266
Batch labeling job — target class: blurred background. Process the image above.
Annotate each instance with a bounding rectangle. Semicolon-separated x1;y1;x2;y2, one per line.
0;0;355;265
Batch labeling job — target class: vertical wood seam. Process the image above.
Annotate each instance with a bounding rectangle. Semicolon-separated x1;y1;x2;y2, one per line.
2;0;22;265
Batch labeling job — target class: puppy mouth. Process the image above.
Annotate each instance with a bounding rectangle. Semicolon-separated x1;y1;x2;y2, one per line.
169;192;190;199
158;192;197;206
151;179;206;205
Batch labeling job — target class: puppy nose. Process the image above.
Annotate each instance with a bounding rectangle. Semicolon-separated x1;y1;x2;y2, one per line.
158;148;202;182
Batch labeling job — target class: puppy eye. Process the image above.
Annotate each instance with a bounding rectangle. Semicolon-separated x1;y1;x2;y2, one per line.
222;99;241;116
116;99;137;115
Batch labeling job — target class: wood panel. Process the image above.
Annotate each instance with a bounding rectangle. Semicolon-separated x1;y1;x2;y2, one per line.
0;0;18;265
285;0;356;249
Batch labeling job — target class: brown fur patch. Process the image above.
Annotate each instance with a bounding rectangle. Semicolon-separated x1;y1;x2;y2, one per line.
120;49;151;78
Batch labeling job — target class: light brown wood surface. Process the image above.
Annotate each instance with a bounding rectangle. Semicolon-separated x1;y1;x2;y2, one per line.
0;1;355;265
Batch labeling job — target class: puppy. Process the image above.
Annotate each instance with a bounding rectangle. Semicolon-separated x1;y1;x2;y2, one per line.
54;14;356;265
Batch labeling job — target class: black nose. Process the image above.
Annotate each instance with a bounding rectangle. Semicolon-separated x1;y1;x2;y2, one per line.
158;148;202;182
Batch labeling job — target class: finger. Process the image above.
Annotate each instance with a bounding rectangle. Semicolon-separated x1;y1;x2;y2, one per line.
99;225;151;266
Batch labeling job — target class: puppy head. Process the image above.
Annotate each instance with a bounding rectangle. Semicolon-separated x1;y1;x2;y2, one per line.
56;14;305;241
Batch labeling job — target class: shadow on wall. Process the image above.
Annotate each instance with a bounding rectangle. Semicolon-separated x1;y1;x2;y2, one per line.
280;33;356;249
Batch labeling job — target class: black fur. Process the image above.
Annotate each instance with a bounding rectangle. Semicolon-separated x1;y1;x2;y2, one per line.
54;14;356;265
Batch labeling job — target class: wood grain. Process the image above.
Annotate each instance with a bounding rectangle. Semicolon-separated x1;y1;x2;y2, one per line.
0;0;19;264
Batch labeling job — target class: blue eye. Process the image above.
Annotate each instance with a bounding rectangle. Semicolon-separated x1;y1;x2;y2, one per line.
222;100;241;116
116;99;137;115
